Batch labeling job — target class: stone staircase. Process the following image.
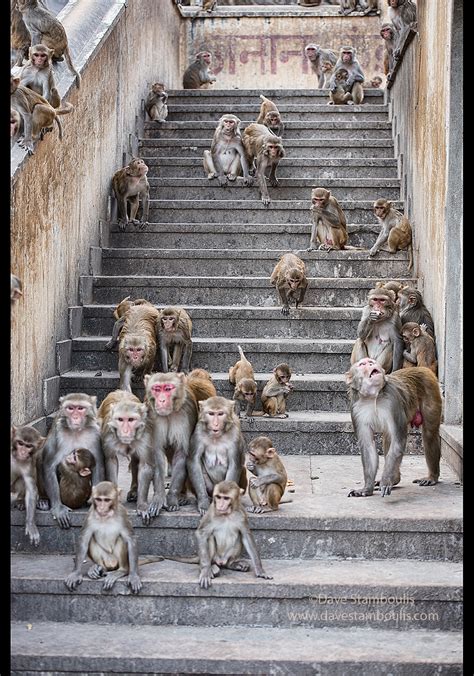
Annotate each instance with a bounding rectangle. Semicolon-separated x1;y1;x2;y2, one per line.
11;89;463;674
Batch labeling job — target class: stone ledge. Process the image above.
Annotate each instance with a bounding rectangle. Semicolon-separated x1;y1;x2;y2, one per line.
440;424;463;482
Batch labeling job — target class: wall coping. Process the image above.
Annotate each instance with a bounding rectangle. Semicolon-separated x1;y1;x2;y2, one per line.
177;4;378;18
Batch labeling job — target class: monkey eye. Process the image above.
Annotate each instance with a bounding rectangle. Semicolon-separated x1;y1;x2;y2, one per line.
163;384;175;392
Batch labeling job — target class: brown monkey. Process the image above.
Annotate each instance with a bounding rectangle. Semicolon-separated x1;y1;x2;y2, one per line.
11;425;46;546
183;51;216;89
41;393;105;528
351;287;404;372
202;0;218;10
64;481;142;594
58;448;96;510
105;297;159;392
228;345;258;417
11;108;23;140
144;82;168;123
346;359;442;496
380;23;397;78
309;187;348;251
304;43;337;88
11;273;23;303
398;286;435;339
188;396;248;515
270;253;308;315
203;114;252;187
246;436;288;513
20;43;60;108
186;368;217;403
330;47;365;105
261;363;294;417
369;75;383;88
17;0;81;87
401;323;437;374
339;0;357;15
11;0;33;67
387;0;417;60
328;68;353;106
157;306;193;373
256;95;284;137
321;60;335;88
241;123;285;207
370;198;413;271
111;158;150;230
374;280;405;302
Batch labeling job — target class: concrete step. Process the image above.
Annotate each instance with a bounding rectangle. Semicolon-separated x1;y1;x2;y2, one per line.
10;622;463;675
156;109;389;123
166;88;385;104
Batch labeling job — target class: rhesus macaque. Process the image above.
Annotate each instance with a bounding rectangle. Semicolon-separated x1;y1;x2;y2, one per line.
330;46;365;105
369;75;383;88
387;0;417;60
42;393;105;528
11;0;33;67
202;0;218;10
11;108;23;140
309;187;348;250
98;389;166;522
183;51;216;89
157;306;193;373
186;368;217;403
17;0;81;87
321;60;335;88
11;425;46;546
188;396;248;515
328;68;353;105
261;363;294;417
256;95;284;137
304;43;337;88
270;253;308;316
144;372;198;511
380;22;397;78
11;75;73;155
246;436;288;513
374;280;405;302
105;297;159;392
203;114;252;187
398;286;435;338
64;482;142;593
144;82;168;123
111;158;150;230
370;198;413;271
339;0;357;14
58;448;96;510
357;0;379;14
196;481;272;588
351;288;404;373
346;359;442;497
401;323;437;374
228;345;258;418
20;43;60;107
11;273;23;303
241;123;285;207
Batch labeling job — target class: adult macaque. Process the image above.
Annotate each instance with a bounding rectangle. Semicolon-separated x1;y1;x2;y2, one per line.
256;95;284;137
20;43;60;108
374;280;405;302
41;393;105;528
105;297;159;392
328;68;352;105
401;323;437;375
203;114;252;187
330;46;365;105
369;75;383;88
304;43;337;88
157;306;193;373
346;359;442;497
186;368;217;403
261;363;294;417
58;448;96;510
183;51;216;89
11;273;23;303
351;288;404;373
321;60;335;88
398;286;435;338
188;396;247;515
17;0;81;87
64;482;142;594
246;436;288;513
111;158;150;230
242;123;285;207
144;82;168;123
309;187;348;251
387;0;417;60
370;198;413;271
380;23;397;78
11;425;46;546
11;0;32;67
228;345;258;418
144;372;198;511
270;253;308;315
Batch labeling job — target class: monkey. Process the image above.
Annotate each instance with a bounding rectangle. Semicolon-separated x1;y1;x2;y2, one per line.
246;436;288;512
309;187;349;251
58;448;96;510
270;253;308;316
144;82;168;123
111;158;150;230
321;60;335;88
374;280;405;302
358;0;379;13
379;22;397;79
11;273;23;303
19;43;60;108
401;322;438;375
17;0;81;87
241;123;285;207
256;94;284;137
346;359;442;497
330;47;365;105
202;0;218;9
387;0;417;61
183;51;216;89
11;0;33;67
351;287;404;373
339;0;357;14
64;481;142;593
228;345;258;418
41;393;105;528
11;425;46;546
327;68;353;106
188;396;248;515
261;363;294;417
203;114;253;187
186;368;217;403
370;198;413;271
156;306;193;373
11;108;23;140
397;286;435;339
369;75;383;88
144;372;198;511
304;44;337;88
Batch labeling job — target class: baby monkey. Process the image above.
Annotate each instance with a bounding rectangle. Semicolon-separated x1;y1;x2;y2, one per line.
246;436;288;513
261;363;294;418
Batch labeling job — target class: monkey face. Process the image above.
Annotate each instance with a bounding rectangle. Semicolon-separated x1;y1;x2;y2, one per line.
305;46;319;61
341;51;353;64
110;406;146;444
13;438;35;462
275;369;291;384
369;294;394;318
266;142;283;159
149;380;177;415
213;492;233;514
373;200;390;218
128;159;149;177
62;402;89;429
161;315;177;332
201;52;212;65
349;358;385;397
152;83;165;93
287;275;302;290
312;192;329;208
93;493;114;517
335;69;349;83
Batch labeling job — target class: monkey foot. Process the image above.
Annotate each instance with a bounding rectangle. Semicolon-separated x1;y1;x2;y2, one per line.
227;174;237;182
15;500;26;511
207;172;217;180
348;488;374;497
247;505;264;514
226;560;250;572
126;490;137;502
138;509;151;525
87;564;105;580
413;477;438;486
37;499;50;511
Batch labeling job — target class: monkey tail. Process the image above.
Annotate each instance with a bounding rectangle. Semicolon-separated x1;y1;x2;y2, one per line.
54;116;63;141
63;45;81;88
407;242;414;272
259;94;269;103
163;555;200;565
55;102;74;116
237;344;246;361
138;555;165;567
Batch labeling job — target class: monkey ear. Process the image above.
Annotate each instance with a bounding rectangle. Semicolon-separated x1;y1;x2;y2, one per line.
144;374;151;387
266;447;277;457
176;372;186;382
239;488;245;495
38;435;47;450
386;289;396;302
79;468;92;477
413;327;421;337
198;400;205;411
344;369;354;385
386;201;393;209
139;403;147;417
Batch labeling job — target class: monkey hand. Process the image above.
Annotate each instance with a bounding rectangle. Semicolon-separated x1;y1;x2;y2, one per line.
269;177;280;188
137;220;148;231
52;504;72;529
199;566;214;589
281;305;290;316
165;494;180;512
117;219;128;232
255;570;273;580
247;505;264;514
64;571;83;591
368;247;378;257
37;498;50;511
393;48;401;60
369;310;382;321
217;175;228;187
147;498;165;519
261;195;271;207
197;497;210;516
249;477;264;489
26;524;40;547
127;572;142;594
104;339;116;351
137;507;152;525
243;176;254;187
